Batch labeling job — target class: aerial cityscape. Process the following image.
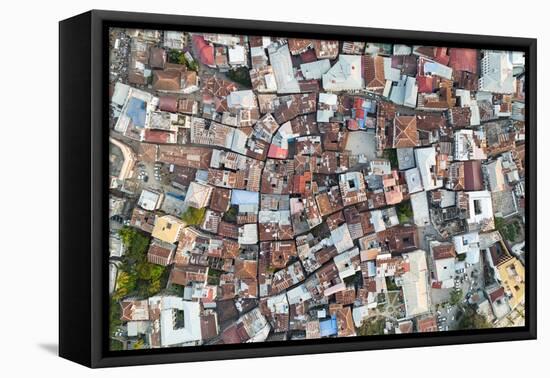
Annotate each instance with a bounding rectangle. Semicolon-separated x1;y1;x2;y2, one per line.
108;27;527;351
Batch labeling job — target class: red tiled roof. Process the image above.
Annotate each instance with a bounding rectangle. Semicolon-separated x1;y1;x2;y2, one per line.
300;49;317;64
488;286;506;303
433;47;450;65
449;48;478;74
221;324;241;344
192;35;215;67
267;144;288;159
153;70;181;92
143;129;174;144
399;320;413;333
432;243;456;260
200;314;218;340
234;259;258;279
149;47;167;69
159;96;178;112
363;55;385;89
417;316;438;332
464;160;483;191
393;116;418;148
417;75;434;93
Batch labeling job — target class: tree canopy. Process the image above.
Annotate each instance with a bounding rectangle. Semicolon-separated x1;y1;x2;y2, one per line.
227;67;252;88
167;49;199;71
181;206;206;225
458;305;492;330
357;317;386;336
113;227;166;301
450;289;463;306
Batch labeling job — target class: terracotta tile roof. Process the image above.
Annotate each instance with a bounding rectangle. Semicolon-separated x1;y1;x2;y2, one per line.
200;313;219;341
449;48;478;74
393;116;419;148
415;46;436;58
220;323;241;344
398;320;413;334
417;75;436;93
159;96;178;112
287;38;313;55
210;187;231;213
149;47;167;69
147;240;175;266
169;265;208;286
336;306;356;337
377;225;419;253
203;75;237;98
153;70;181;92
263;241;297;270
433;47;450;65
143;129;175;144
218;221;239;239
130;207;156;233
192;35;214;66
432;243;456;260
464;160;483;191
120;300;150;322
449;107;471;127
363;55;385;89
488;286;506;303
335;288;356;305
300;49;317;63
234;259;258;279
313;40;339;59
415;113;446;131
417;316;438;332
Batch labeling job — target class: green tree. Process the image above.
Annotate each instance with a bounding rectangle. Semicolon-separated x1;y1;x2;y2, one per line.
110;339;123;351
118;226;150;263
167;49;199;71
113;226;166;299
396;201;413;223
207;268;223;285
109;298;122;334
495;217;518;242
133;338;145;350
168;49;185;64
119;226;136;246
450;289;463;306
227;67;252;87
382;149;398;168
181;206;206;225
385;277;399;291
458;306;492;329
113;270;137;301
222;206;238;223
109;298;124;351
357;317;386;336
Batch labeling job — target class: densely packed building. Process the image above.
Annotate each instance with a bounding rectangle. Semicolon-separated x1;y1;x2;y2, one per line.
107;27;527;350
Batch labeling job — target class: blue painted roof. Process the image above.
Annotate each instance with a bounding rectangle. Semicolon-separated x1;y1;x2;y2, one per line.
126;97;147;128
319;315;338;337
230;190;259;205
167;192;186;201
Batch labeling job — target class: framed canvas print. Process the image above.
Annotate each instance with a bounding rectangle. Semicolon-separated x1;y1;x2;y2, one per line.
59;10;536;368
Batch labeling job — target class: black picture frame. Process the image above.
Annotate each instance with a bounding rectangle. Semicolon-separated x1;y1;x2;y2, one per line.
59;9;537;368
